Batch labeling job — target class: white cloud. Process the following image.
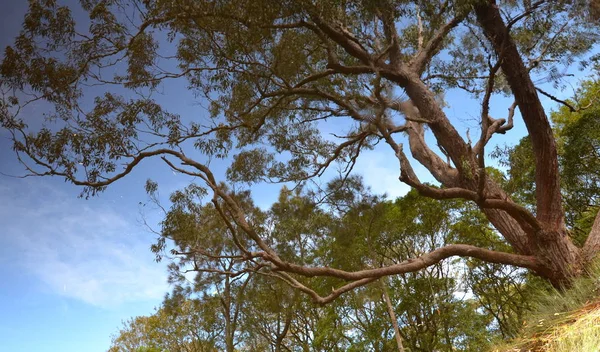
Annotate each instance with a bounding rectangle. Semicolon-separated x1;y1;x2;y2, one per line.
352;148;411;200
0;181;168;308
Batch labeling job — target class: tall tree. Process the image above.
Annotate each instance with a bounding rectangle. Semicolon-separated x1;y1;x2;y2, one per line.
118;184;511;350
2;0;600;307
152;183;263;352
108;297;221;352
493;79;600;251
327;189;496;351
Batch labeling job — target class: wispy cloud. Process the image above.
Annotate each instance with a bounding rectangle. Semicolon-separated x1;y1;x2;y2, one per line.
0;180;168;308
352;148;411;200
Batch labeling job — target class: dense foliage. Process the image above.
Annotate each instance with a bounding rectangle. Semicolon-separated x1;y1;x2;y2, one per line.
111;183;542;351
2;0;600;350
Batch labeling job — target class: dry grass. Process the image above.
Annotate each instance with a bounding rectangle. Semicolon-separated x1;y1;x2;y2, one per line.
491;296;600;351
490;260;600;352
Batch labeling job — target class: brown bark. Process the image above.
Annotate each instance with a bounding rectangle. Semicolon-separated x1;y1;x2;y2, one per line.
474;1;565;230
393;70;474;176
482;208;532;254
583;211;600;263
474;1;584;286
274;244;540;281
388;68;545;265
398;92;535;256
381;279;405;352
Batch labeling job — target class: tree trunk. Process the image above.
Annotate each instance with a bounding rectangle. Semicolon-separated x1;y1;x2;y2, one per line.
584;211;600;262
223;275;235;352
474;1;565;228
474;0;584;287
381;279;405;352
274;312;292;352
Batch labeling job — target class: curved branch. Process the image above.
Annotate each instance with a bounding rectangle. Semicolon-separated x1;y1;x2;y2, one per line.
269;241;540;305
273;244;541;281
273;271;379;305
535;87;577;112
310;17;372;66
405;120;458;185
396;147;542;234
410;13;468;74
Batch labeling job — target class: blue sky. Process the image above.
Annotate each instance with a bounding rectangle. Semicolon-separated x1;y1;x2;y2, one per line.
0;1;592;351
0;2;169;351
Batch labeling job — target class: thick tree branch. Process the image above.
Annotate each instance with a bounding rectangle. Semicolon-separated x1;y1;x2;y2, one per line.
398;151;542;234
405;121;458;185
497;101;517;134
267;241;540;305
382;71;474;178
475;1;565;230
274;244;541;281
410;13;468;74
310;17;373;66
375;2;402;67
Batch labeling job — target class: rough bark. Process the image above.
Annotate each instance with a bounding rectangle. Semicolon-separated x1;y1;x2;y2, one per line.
474;0;582;286
391;70;474;176
583;211;600;262
474;1;565;230
398;89;535;256
7;0;599;305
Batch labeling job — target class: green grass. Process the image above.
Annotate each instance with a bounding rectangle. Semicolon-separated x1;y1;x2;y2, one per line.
491;262;600;352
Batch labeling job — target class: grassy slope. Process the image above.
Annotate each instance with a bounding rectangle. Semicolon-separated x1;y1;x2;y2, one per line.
491;264;600;352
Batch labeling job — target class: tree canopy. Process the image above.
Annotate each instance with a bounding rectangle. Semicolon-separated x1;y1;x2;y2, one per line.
2;0;600;328
111;184;528;351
